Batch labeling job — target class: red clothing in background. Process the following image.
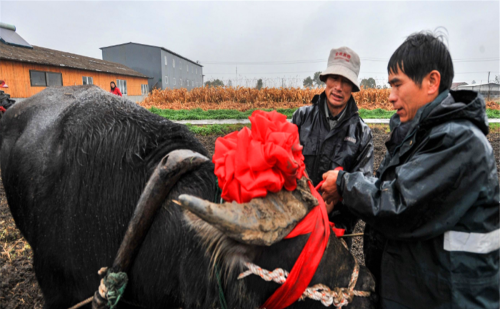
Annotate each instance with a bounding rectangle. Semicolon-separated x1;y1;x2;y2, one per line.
110;87;122;96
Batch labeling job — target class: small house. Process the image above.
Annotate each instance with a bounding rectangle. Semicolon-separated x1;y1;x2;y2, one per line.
0;23;150;102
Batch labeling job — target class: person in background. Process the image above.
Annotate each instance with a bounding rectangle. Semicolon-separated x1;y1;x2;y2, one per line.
321;31;499;308
292;46;374;245
110;81;122;96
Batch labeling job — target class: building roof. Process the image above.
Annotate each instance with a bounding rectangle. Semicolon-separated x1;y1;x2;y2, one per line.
458;82;500;87
451;82;468;89
0;42;149;79
0;23;32;48
100;42;203;67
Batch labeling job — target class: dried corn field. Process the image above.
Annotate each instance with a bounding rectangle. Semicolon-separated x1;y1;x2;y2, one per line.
139;87;500;111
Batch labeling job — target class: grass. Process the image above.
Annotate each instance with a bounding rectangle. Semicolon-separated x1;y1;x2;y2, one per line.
187;123;500;135
490;123;500;132
150;107;500;120
487;109;500;118
359;109;395;119
150;107;398;120
150;107;296;120
186;123;251;136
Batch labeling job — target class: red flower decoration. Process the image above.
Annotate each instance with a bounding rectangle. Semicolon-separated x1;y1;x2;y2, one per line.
213;110;305;203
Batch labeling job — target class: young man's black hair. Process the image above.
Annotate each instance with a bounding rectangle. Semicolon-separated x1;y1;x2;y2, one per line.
387;31;454;93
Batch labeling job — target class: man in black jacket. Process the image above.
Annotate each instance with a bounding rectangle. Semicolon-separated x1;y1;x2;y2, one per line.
323;32;499;308
292;47;373;238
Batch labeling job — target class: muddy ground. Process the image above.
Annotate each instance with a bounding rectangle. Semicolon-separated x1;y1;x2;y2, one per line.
1;129;499;309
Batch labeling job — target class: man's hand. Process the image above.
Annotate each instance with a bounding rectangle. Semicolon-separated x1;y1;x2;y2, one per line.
321;170;341;212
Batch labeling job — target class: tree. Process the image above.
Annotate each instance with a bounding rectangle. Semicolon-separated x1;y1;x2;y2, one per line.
303;76;314;88
205;79;224;88
313;71;325;88
256;79;263;90
360;78;376;89
472;80;476;84
302;71;325;88
494;75;500;84
227;80;233;87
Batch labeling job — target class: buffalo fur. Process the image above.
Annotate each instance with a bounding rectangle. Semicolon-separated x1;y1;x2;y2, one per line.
0;85;375;309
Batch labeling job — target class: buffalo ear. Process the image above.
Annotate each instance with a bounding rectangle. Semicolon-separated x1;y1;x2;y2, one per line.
178;177;318;246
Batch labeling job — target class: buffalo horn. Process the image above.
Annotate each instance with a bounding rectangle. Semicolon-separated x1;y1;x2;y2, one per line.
91;149;209;309
178;177;318;246
112;149;209;273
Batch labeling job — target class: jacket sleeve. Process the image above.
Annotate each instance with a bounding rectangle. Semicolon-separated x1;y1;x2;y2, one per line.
337;123;493;241
291;108;303;130
350;125;374;177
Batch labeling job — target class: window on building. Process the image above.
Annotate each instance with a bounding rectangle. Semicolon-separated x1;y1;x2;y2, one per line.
46;72;62;86
116;79;127;95
179;61;182;70
164;55;168;66
180;78;183;86
30;70;63;87
173;78;176;85
82;76;93;85
187;65;189;72
30;71;46;86
165;76;169;85
141;84;149;95
173;59;176;68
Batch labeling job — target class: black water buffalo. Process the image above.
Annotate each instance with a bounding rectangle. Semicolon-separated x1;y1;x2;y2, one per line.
0;85;375;309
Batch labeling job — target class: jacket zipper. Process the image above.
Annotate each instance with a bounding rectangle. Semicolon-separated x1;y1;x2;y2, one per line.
312;112;358;182
378;126;419;179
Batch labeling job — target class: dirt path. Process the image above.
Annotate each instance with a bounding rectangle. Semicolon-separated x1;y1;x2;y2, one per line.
1;130;498;308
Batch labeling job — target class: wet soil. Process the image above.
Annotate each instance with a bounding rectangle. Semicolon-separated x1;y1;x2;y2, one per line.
1;129;498;308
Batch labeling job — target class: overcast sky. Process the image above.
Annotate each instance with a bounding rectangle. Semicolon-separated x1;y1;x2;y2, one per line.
2;1;499;87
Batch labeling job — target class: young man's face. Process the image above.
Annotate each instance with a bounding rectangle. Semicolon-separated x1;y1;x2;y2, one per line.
325;75;353;112
388;70;430;123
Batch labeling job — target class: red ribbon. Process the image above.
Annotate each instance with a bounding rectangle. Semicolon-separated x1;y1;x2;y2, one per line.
261;180;345;309
213;110;305;203
212;110;344;309
315;166;344;204
0;106;6;113
262;167;345;309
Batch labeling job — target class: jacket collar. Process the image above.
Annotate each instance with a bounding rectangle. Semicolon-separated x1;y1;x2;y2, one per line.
382;89;486;177
313;91;359;126
389;90;450;139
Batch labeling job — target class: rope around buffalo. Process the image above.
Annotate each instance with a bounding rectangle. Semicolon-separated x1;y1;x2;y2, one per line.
237;252;371;308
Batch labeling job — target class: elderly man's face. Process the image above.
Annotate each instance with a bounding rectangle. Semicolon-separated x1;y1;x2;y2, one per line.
325;75;353;113
388;69;431;123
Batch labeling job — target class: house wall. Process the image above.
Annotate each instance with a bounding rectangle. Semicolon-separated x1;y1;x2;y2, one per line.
0;60;149;99
101;44;160;91
101;43;202;91
160;49;203;90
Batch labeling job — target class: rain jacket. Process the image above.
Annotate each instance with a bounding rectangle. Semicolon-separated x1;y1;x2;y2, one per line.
110;87;122;96
337;90;499;308
291;92;373;186
292;92;374;235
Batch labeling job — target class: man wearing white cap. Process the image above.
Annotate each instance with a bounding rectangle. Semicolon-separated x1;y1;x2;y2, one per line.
292;47;374;239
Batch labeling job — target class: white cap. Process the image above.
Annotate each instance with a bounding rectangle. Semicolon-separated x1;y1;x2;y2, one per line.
320;47;361;92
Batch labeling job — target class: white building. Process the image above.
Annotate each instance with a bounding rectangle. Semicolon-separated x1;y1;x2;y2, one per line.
458;83;500;99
